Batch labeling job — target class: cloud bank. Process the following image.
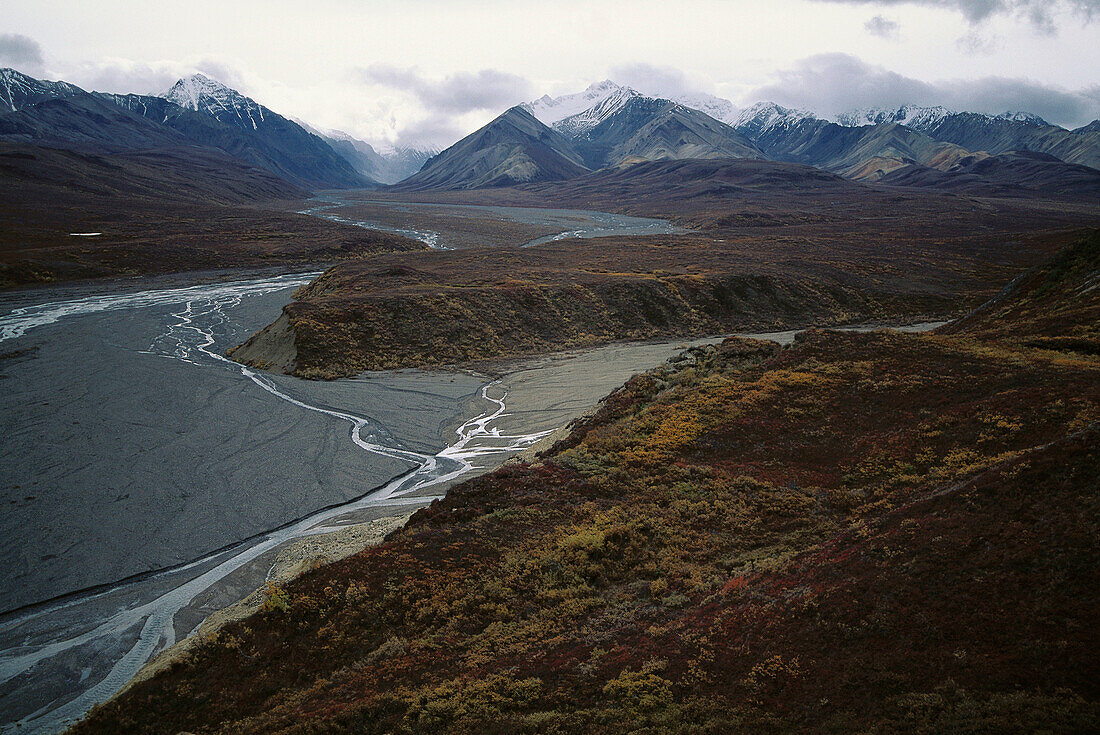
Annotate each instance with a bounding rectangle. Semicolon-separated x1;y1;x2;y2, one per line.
0;33;44;74
865;15;901;37
748;53;1100;128
809;0;1098;32
358;65;533;114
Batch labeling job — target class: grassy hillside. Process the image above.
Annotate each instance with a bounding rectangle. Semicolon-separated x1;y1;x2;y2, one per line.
940;229;1099;353
229;205;1092;378
75;234;1099;734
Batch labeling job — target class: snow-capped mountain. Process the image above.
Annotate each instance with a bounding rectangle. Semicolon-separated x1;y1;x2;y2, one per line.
523;80;640;129
666;92;739;126
834;105;954;130
1;67;84;112
153;73;367;187
833;105;1049;131
731;101;817;138
162;73;270;131
525;80;743;134
993;111;1048;125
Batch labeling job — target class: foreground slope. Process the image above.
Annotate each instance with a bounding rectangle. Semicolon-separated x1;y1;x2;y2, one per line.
76;234;1100;734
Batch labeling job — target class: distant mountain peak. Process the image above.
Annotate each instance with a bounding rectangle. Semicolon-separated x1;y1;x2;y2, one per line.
586;79;626;93
523;80;640;128
995;110;1048;125
161;73;271;131
833;105;1050;131
834;104;954;129
732;101;816;136
526;80;743;134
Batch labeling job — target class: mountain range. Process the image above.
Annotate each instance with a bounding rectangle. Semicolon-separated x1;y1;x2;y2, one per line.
393;107;589;190
407;80;1098;196
0;68;438;193
1;68;1097;199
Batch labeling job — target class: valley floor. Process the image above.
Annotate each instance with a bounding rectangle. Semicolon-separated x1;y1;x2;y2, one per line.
72;234;1100;734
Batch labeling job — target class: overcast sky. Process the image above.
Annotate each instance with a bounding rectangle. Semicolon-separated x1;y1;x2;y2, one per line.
2;0;1097;148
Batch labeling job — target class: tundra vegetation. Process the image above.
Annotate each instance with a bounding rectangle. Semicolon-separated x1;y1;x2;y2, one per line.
74;233;1100;734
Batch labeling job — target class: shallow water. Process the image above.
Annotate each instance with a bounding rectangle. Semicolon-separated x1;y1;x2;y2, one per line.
299;194;685;249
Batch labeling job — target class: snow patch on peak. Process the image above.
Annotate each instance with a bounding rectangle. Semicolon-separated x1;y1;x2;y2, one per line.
995;110;1048;125
162;74;258;115
161;74;268;130
732;101;816;135
523;80;639;127
833;105;1049;130
833;104;954;130
526;80;746;137
669;92;740;126
551;86;643;136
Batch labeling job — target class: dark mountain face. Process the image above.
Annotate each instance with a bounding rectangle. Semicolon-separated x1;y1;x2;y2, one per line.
392;107;589;191
0;93;196;152
153;75;369;189
0;67;84;111
0;70;371;191
880;150;1100;200
921;113;1100;170
567;97;763;169
100;90;373;190
0;140;305;205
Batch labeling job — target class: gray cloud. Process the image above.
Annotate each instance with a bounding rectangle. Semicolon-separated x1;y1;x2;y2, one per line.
0;33;44;73
608;62;697;98
956;29;1004;53
358;65;533;113
748;53;1100;128
865;15;901;37
68;58;249;96
809;0;1098;31
393;115;468;149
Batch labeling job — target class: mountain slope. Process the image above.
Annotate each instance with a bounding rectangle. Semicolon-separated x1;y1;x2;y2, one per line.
313;129;436;185
523;80;640;130
568;97;763;169
392;107;589;191
0;67;84;111
154;74;369;189
0;140;304;204
835;104;1099;170
921;113;1100;170
736;112;972;180
880;150;1100;200
0;92;198;152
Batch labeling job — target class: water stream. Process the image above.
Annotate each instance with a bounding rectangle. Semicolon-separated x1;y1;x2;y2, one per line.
0;274;553;734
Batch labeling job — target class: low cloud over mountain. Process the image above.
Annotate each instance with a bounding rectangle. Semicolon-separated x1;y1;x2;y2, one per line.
810;0;1098;30
0;34;44;75
357;65;533;114
750;53;1100;129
